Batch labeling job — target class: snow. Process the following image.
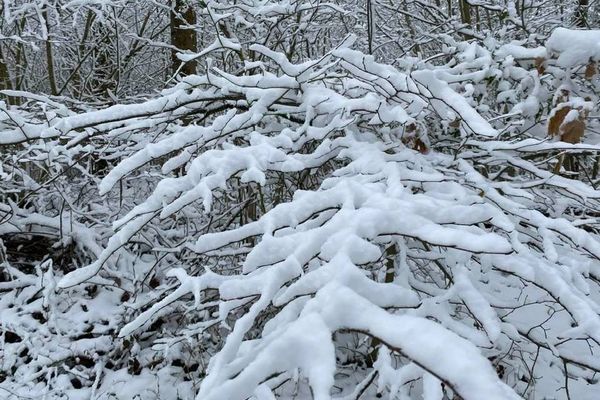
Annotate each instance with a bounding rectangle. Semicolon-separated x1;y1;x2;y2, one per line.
5;8;600;400
547;28;600;67
454;269;503;343
301;283;522;400
413;70;498;137
497;43;548;60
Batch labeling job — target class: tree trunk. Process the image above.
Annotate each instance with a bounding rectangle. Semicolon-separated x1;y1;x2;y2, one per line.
460;0;472;26
43;8;59;96
366;0;375;55
171;0;197;76
575;0;588;27
0;46;12;92
0;44;14;105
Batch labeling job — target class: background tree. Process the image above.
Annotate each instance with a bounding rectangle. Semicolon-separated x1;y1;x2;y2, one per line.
170;0;197;76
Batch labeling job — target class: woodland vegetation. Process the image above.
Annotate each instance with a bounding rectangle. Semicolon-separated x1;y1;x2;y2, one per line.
1;0;600;399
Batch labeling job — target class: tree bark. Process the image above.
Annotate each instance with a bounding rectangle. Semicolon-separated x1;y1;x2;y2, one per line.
459;0;472;26
43;8;59;96
0;45;12;93
0;44;15;105
575;0;588;27
366;0;375;55
171;0;198;76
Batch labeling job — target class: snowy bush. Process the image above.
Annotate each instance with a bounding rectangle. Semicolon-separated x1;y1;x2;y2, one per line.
2;1;600;399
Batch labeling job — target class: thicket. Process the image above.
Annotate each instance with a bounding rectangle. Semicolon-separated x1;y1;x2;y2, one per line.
1;1;600;399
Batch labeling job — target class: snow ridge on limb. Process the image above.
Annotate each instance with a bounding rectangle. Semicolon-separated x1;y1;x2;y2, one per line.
198;283;521;400
118;267;232;337
546;28;600;68
7;17;598;399
8;1;600;399
58;39;504;288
